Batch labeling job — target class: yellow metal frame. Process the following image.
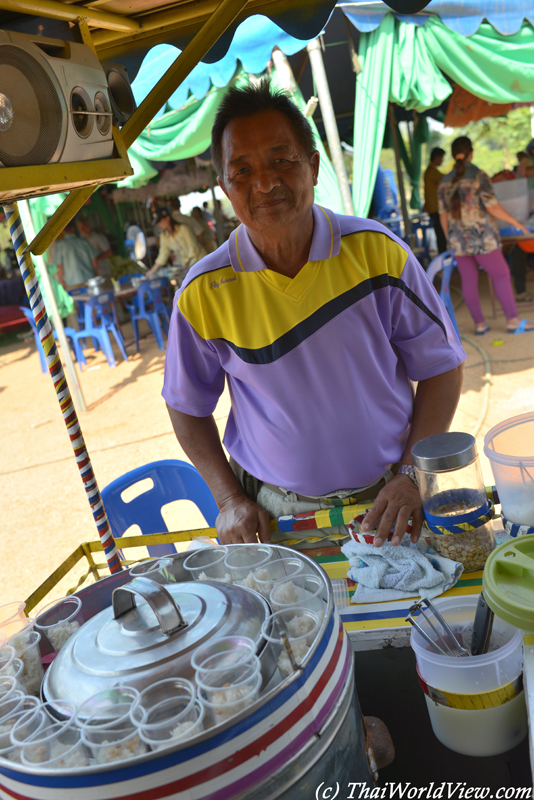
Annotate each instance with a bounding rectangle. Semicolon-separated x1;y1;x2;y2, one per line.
25;527;219;614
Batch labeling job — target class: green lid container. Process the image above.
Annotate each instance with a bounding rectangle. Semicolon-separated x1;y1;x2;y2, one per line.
483;535;534;632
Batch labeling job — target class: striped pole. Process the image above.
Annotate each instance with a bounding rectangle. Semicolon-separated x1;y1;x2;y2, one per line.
3;202;122;574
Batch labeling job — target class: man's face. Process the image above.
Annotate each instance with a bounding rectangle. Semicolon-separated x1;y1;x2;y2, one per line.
434;154;444;167
218;110;319;233
159;216;173;233
77;221;90;238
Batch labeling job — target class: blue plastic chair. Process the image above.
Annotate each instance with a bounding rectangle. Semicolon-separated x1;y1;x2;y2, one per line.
426;250;460;338
19;307;79;373
126;280;169;352
71;291;129;369
146;277;171;328
68;287;89;328
101;460;219;557
373;166;402;236
117;273;145;285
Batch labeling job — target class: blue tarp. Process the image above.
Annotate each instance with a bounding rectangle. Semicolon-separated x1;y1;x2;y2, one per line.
339;1;534;36
131;15;314;114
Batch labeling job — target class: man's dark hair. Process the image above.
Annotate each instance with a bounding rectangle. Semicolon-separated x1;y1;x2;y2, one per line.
430;147;445;162
211;79;316;177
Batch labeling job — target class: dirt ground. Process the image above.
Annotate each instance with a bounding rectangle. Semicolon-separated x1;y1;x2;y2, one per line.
1;274;533;608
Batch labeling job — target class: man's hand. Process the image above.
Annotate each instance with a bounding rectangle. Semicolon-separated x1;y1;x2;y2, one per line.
361;474;424;547
216;494;272;544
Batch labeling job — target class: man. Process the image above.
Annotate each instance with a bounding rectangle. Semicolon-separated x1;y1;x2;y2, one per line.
76;216;113;278
169;198;207;250
191;206;217;253
52;221;98;288
424;147;447;254
202;201;214;223
148;210;206;277
162;82;465;548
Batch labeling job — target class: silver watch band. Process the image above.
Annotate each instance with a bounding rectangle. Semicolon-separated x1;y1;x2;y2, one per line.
398;464;418;486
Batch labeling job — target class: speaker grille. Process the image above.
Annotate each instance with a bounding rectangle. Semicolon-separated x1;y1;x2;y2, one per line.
0;45;63;167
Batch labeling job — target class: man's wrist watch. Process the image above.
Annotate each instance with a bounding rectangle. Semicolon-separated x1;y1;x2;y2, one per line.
397;464;418;487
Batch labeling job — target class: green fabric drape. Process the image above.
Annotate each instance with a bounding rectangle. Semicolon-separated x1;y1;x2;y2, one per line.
352;14;396;218
352;15;534;217
395;115;430;209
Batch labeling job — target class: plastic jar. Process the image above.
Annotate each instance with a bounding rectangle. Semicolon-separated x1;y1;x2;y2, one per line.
412;432;495;571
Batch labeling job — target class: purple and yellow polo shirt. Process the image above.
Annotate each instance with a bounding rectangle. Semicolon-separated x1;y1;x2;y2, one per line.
162;205;465;495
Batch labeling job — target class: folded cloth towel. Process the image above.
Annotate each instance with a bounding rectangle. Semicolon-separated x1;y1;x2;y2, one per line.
341;535;464;604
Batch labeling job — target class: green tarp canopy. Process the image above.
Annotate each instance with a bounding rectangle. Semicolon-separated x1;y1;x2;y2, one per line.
124;66;344;214
352;15;534;216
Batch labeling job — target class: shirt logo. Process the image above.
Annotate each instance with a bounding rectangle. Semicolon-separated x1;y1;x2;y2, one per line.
210;275;237;290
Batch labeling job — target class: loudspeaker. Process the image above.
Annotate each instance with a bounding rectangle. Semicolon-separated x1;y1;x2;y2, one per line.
0;30;114;168
101;62;137;127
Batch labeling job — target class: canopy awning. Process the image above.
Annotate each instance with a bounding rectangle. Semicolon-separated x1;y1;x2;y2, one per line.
339;1;534;36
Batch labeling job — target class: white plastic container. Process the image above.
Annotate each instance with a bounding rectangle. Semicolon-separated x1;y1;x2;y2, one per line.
484;412;534;526
493;178;529;226
411;596;526;756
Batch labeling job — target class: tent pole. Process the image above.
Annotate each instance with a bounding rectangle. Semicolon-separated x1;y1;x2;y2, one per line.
388;104;413;243
18;200;87;414
3;201;122;575
306;39;355;216
208;169;225;247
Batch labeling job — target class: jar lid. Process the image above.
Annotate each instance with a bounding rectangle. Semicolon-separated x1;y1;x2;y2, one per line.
483;535;534;632
411;432;477;472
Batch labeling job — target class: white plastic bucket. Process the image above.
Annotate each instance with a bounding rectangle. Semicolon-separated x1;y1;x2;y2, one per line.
411;596;527;756
484;412;534;526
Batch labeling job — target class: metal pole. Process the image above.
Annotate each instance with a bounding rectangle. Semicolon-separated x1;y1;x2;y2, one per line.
18;200;87;414
388;104;413;242
306;38;355;216
208;169;225;247
3;201;122;575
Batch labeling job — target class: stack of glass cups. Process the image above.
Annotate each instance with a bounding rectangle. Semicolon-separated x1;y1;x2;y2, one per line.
183;546;229;582
129;557;175;585
261;607;320;677
269;574;326;615
0;693;40;764
195;657;262;726
21;724;88;769
130;678;202;751
0;603;26;638
4;623;43;698
412;432;496;571
77;687;146;765
35;596;84;654
224;546;273;588
253;558;304;599
10;701;76;766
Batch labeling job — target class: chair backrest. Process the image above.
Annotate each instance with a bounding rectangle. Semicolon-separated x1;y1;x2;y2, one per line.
118;273;145;285
101;460;219;557
426;250;456;285
84;291;117;328
19;306;36;331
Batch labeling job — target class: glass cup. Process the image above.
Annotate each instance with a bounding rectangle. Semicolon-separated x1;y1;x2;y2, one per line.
0;603;26;635
82;724;147;764
6;659;26;694
183;546;230;582
0;692;26;724
0;696;40;750
0;633;4;651
261;607;320;677
269;575;326;615
196;659;261;725
224;545;273;583
11;631;44;697
35;596;84;653
129;678;195;728
129;558;175;584
191;636;256;678
3;618;35;650
10;701;75;748
0;676;19;706
75;687;139;729
138;699;205;751
0;646;16;676
21;726;89;769
253;558;304;599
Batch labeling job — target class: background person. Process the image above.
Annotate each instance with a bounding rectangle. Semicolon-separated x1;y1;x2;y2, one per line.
424;147;447;254
191;206;217;253
438;136;534;335
53;220;98;289
148;210;206;279
76;216;112;278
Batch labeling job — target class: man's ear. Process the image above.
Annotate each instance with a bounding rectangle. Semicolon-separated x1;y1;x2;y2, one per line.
311;150;320;187
217;176;229;198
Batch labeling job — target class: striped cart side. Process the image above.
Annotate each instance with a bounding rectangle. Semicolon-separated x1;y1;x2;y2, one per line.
0;610;351;800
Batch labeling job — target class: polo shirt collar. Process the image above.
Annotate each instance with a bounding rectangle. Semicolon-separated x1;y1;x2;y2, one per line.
228;204;341;273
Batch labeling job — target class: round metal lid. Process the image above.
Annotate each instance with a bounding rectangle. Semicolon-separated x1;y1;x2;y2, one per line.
43;577;270;713
411;432;477;472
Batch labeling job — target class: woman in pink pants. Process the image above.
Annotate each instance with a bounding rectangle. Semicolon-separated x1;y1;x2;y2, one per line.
438;136;534;335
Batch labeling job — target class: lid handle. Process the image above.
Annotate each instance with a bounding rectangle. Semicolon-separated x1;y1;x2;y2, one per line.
112;577;187;635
